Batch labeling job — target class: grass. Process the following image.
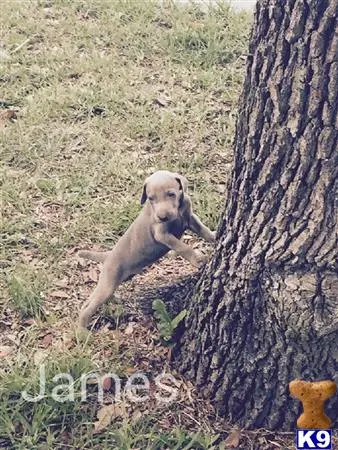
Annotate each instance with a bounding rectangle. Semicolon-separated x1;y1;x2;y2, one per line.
1;346;95;448
0;0;253;448
7;264;46;318
1;0;249;253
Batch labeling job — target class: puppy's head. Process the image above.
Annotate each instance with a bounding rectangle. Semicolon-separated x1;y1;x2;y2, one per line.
140;170;188;223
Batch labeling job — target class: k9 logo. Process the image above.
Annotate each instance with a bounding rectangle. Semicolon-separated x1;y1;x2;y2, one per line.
296;430;332;450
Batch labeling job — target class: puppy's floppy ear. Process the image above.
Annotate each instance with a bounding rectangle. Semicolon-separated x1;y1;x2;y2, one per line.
173;173;188;192
140;183;147;205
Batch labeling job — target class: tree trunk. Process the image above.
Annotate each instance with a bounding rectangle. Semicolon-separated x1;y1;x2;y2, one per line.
176;0;338;430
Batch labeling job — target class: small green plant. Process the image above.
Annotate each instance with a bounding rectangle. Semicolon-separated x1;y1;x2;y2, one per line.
7;266;46;318
152;299;186;346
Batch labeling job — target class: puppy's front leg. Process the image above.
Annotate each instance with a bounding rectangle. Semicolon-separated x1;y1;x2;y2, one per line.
188;213;216;242
153;224;205;268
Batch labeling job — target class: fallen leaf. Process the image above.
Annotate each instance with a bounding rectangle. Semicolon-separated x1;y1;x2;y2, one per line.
183;235;193;241
90;105;105;116
86;378;99;385
0;49;10;60
50;290;69;299
54;279;69;288
160;417;172;429
4;333;18;344
39;333;53;348
85;375;111;391
214;183;227;194
0;109;16;121
124;322;136;335
107;330;120;341
125;367;137;374
59;431;71;444
102;377;112;391
0;109;17;130
77;258;87;268
132;410;142;421
152;97;169;108
223;430;241;448
22;318;36;326
63;338;74;349
0;346;13;358
169;376;182;389
155;19;172;29
0;259;11;268
93;403;124;433
34;350;48;365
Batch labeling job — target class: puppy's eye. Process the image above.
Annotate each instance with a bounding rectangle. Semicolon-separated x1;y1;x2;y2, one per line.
167;192;176;198
148;196;154;202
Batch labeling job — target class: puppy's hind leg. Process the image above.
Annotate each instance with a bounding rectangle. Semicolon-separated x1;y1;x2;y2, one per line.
78;266;123;329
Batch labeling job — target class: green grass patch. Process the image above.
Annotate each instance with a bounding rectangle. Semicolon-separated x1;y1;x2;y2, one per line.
0;347;95;448
0;0;251;447
7;265;47;318
1;0;250;257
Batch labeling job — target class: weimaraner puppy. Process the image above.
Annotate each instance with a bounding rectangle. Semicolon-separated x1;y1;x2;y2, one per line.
78;170;216;329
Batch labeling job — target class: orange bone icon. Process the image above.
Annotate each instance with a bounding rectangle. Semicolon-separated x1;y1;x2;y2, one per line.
289;379;337;429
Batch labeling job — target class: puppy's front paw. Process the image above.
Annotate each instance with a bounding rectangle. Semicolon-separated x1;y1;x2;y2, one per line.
191;251;208;268
210;231;216;242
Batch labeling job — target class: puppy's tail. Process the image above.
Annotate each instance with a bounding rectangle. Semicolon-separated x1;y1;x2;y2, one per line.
78;250;109;263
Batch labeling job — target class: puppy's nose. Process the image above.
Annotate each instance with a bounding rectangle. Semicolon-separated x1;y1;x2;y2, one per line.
158;215;169;222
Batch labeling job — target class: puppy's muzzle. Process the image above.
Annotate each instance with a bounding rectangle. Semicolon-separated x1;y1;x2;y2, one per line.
158;214;169;222
156;210;178;223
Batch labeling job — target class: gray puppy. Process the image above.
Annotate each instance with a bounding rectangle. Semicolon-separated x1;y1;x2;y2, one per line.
78;170;215;329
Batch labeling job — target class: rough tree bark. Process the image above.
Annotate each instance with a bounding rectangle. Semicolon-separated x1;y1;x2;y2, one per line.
174;0;338;430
